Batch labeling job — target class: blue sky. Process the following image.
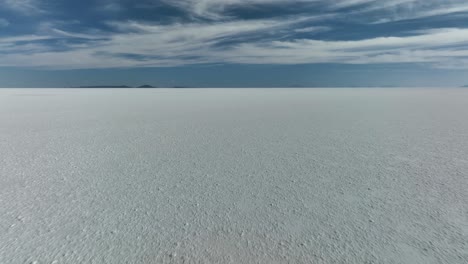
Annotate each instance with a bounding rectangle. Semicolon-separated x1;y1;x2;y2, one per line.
1;0;468;87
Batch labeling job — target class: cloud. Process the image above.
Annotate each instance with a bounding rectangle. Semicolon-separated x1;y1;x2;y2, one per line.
0;17;311;68
158;0;382;19
160;0;364;19
0;0;44;14
160;0;303;19
160;0;468;24
98;0;124;13
360;1;468;23
294;26;330;33
1;0;468;69
220;28;468;66
1;11;468;70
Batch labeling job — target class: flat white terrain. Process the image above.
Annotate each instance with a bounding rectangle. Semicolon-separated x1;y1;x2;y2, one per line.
0;88;467;264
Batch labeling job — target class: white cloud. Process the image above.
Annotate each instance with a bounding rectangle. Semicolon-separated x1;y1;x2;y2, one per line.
0;35;53;43
1;15;468;69
160;0;370;19
359;1;468;23
0;17;310;68
220;28;468;65
294;26;330;33
0;0;44;14
98;0;124;13
1;0;468;69
160;0;309;19
160;0;468;24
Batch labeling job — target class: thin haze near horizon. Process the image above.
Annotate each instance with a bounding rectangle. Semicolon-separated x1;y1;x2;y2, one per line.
1;0;468;87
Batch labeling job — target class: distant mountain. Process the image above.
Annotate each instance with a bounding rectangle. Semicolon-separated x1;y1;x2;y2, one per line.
75;84;159;88
78;85;131;88
462;85;468;88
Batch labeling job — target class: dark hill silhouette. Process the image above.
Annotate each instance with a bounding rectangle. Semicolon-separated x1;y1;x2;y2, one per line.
78;85;131;88
75;85;160;88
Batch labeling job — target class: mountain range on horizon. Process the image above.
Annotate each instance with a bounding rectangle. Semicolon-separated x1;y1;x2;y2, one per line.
76;85;157;88
70;84;468;88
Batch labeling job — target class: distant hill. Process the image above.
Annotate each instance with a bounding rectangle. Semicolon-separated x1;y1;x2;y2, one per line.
78;85;131;88
462;85;468;88
75;84;160;88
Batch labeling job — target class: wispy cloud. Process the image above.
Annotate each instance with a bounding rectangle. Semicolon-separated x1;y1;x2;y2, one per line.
0;17;311;68
294;26;330;33
1;0;468;69
2;14;468;69
223;28;468;66
368;1;468;23
160;0;306;19
0;0;44;15
98;0;124;13
158;0;468;28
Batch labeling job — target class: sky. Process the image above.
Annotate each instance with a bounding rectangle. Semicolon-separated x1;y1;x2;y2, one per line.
1;0;468;87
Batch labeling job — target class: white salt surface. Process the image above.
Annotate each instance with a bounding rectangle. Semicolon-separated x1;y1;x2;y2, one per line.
0;88;467;263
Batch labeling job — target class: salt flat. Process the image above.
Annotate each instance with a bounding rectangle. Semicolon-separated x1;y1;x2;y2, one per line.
0;88;467;264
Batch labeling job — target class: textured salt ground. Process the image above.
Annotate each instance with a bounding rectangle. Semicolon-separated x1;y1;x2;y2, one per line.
0;88;467;264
